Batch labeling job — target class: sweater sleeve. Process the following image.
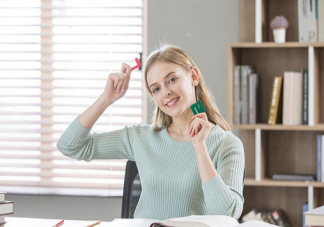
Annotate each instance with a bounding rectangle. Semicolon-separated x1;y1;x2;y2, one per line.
56;115;144;162
202;132;245;220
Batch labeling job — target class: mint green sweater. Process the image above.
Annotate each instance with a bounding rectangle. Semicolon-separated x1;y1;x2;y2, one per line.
57;116;245;220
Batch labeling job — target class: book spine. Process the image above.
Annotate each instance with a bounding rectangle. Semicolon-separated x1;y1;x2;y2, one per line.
283;72;294;125
318;135;322;182
268;76;282;125
298;0;309;42
266;210;277;225
271;210;285;226
303;203;308;227
249;74;258;124
301;69;309;125
234;65;241;124
308;0;318;42
241;66;251;124
292;72;302;125
322;135;324;183
319;0;324;42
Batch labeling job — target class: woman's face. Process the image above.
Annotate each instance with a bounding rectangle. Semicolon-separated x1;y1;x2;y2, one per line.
147;61;197;117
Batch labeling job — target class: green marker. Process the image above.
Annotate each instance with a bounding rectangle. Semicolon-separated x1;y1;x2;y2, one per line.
190;100;206;115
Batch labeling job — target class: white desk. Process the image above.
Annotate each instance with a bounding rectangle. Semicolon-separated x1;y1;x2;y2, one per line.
5;217;113;227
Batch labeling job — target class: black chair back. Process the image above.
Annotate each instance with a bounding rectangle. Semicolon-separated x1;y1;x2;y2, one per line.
121;161;141;218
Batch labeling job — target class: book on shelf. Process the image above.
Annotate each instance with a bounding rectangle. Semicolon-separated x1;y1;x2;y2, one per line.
319;0;324;42
303;202;308;227
304;205;324;226
242;209;291;227
271;210;292;227
298;0;308;42
298;0;324;42
301;69;308;125
233;65;257;125
268;76;283;125
272;173;315;181
317;134;324;183
234;65;241;125
308;0;318;42
241;66;255;124
282;71;302;125
249;73;259;124
110;215;281;227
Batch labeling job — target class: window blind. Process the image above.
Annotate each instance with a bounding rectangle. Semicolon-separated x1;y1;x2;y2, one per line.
0;0;146;196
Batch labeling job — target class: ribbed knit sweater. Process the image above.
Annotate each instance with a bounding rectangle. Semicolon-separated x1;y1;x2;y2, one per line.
56;116;245;220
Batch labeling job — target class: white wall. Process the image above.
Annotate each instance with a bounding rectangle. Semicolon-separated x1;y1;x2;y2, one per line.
6;0;239;221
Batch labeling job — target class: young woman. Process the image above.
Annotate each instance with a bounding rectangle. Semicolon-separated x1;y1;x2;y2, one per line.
57;44;245;220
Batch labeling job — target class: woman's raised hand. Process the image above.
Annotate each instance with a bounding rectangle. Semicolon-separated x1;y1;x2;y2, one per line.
102;63;132;104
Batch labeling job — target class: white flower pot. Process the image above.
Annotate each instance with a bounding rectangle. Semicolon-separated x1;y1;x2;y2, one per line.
273;28;286;43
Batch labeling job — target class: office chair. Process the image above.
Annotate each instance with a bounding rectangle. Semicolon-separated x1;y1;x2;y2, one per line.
121;161;141;218
121;160;246;219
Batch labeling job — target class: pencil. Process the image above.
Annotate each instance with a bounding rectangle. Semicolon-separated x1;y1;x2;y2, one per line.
85;220;100;227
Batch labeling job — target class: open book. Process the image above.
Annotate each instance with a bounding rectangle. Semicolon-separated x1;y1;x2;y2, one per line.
111;215;281;227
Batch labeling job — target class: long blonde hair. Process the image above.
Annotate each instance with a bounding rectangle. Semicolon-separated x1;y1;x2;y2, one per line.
144;44;230;132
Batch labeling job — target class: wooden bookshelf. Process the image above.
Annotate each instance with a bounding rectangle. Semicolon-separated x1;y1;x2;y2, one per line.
245;178;324;188
233;124;324;131
229;1;324;226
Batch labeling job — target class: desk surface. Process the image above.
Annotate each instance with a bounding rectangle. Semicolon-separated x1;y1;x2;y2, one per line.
5;217;113;227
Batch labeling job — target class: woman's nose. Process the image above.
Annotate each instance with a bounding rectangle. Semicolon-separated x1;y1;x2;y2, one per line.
162;88;171;97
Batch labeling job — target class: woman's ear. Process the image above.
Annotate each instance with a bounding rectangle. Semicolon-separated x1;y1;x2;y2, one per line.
191;67;200;85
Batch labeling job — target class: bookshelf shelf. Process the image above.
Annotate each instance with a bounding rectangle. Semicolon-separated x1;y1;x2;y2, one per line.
230;42;324;48
245;178;324;188
231;1;324;226
232;124;324;131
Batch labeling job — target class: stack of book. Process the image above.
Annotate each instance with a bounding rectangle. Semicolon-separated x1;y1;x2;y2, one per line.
242;209;292;227
304;205;324;227
317;134;324;183
233;65;259;125
0;191;14;227
298;0;324;43
268;70;310;126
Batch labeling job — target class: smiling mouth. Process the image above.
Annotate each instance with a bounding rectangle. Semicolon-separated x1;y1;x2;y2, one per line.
166;97;179;107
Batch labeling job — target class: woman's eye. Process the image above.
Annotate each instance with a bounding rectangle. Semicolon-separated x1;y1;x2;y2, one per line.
169;78;177;83
152;78;177;94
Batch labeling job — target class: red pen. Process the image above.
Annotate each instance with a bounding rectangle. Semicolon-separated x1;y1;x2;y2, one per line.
131;58;141;71
53;220;64;227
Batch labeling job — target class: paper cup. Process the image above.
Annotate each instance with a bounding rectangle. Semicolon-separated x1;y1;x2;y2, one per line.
273;28;286;43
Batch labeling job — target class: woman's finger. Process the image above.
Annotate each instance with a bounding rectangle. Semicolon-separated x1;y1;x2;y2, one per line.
191;112;207;121
121;63;131;74
191;119;199;136
116;77;125;92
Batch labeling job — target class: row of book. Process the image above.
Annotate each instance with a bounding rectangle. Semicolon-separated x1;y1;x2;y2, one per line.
233;65;259;124
317;134;324;182
233;65;311;126
0;191;14;227
241;209;292;226
268;70;310;125
298;0;324;42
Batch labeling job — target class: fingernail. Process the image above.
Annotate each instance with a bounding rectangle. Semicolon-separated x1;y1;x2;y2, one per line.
122;88;124;92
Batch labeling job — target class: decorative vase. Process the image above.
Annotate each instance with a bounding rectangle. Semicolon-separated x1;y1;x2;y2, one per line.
273;28;286;43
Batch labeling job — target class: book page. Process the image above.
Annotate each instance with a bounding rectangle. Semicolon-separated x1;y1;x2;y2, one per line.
235;220;280;227
111;218;160;227
161;215;239;227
